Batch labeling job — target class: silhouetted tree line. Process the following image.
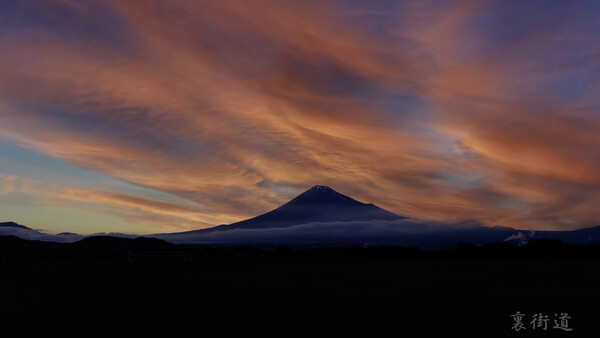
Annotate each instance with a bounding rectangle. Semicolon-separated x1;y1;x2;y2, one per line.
440;239;600;259
182;239;600;261
2;235;600;263
214;239;600;261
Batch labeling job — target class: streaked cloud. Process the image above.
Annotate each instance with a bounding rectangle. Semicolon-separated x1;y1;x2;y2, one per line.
1;0;599;233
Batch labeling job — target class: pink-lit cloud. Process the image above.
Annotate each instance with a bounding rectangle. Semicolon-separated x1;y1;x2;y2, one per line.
1;0;599;232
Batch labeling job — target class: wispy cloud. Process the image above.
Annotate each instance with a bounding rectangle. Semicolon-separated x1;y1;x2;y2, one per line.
1;0;599;232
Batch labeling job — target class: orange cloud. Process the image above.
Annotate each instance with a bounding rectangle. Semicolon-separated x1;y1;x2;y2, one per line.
1;0;599;232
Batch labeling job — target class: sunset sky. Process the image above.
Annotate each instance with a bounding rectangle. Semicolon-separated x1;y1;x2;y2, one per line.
1;0;599;235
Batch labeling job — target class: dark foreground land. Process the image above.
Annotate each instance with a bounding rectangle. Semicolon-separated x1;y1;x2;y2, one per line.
1;236;599;336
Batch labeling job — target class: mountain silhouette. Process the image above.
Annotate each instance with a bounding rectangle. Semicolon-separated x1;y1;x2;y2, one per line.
3;185;600;249
0;221;31;230
199;185;406;233
72;235;173;251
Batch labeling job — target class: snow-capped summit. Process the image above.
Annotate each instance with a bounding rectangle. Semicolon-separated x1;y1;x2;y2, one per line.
310;185;347;200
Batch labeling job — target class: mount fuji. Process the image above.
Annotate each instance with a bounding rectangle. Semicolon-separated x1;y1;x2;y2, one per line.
3;185;600;248
207;185;406;232
152;185;411;246
153;185;600;248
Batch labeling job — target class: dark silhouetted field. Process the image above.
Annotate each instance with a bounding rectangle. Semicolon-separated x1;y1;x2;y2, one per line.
1;236;599;336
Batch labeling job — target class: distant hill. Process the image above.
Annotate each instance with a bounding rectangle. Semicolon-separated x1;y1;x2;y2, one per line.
0;221;31;230
0;234;174;253
0;234;40;246
72;235;172;251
